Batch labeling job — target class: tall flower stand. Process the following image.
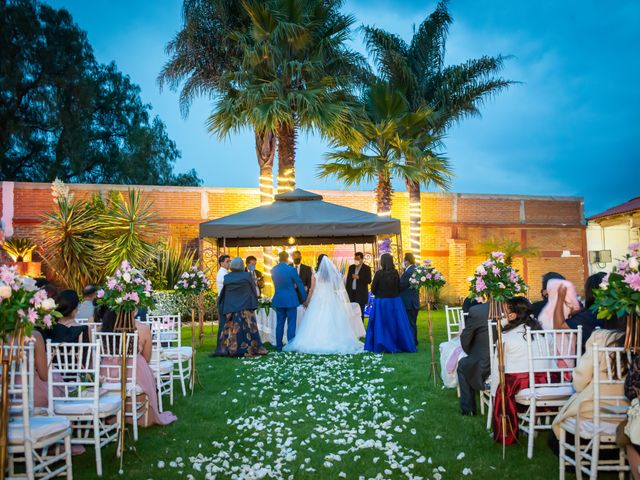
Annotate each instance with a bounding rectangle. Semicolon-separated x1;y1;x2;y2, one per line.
489;297;513;458
114;310;136;470
190;307;202;394
0;331;24;480
425;293;438;385
197;293;205;347
625;314;640;353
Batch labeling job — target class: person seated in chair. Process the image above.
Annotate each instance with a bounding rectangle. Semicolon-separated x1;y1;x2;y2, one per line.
457;301;491;416
531;272;565;319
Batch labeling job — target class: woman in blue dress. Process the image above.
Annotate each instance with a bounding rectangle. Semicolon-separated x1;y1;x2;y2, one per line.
365;253;417;353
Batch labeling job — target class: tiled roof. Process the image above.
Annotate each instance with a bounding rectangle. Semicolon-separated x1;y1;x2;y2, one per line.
589;196;640;221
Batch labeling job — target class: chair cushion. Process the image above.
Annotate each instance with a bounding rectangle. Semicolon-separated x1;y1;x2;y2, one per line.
102;382;144;395
8;416;70;444
516;385;575;401
161;347;193;360
150;360;173;375
561;417;619;437
53;394;121;416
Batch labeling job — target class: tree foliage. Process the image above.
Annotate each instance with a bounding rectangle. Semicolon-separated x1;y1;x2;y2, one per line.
0;0;201;186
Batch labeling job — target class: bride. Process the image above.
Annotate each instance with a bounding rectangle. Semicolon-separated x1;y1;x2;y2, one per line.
284;254;364;355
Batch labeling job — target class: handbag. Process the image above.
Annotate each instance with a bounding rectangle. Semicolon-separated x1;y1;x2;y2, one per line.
624;397;640;444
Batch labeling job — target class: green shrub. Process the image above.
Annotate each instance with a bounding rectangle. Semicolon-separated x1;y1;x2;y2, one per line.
150;290;218;321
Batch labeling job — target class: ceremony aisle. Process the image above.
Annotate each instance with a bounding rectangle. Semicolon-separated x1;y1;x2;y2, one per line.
71;312;562;479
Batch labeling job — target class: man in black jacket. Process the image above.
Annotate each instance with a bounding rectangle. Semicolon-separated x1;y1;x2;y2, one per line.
292;251;313;303
345;252;372;321
457;302;492;416
399;252;420;345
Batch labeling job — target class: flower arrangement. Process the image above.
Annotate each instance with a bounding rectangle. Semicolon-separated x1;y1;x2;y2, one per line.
468;251;528;302
378;238;392;255
593;242;640;319
96;260;154;313
0;265;61;340
174;265;211;296
410;259;446;293
258;296;272;315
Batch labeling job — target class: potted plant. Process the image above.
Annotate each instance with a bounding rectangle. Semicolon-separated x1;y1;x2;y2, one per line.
1;237;41;276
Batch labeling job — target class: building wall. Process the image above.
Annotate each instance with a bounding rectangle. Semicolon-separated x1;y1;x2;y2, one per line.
586;213;640;274
0;181;587;303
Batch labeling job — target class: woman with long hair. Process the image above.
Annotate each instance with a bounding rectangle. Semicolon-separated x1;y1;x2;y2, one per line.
364;253;416;353
490;296;550;444
284;254;364;354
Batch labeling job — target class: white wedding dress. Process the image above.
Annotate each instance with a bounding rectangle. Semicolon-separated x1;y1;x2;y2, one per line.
284;257;364;355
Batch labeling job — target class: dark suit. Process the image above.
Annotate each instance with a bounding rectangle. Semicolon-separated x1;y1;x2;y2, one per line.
457;302;492;415
293;263;313;303
399;265;420;344
345;263;372;320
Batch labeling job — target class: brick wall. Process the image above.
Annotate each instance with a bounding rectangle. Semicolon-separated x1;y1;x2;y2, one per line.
0;182;587;303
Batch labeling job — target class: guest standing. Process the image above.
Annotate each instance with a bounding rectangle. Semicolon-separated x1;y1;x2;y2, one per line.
272;251;307;351
76;285;97;321
216;254;231;293
457;302;491;416
364;254;417;354
245;255;265;296
216;257;267;357
291;250;312;303
345;252;372;321
399;253;420;345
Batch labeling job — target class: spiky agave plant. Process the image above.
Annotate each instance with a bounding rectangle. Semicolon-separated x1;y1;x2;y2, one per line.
98;189;159;275
148;238;197;290
38;197;104;292
2;237;37;262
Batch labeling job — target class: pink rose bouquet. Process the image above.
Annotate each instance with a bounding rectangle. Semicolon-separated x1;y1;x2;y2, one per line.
468;251;528;302
593;242;640;319
96;260;154;313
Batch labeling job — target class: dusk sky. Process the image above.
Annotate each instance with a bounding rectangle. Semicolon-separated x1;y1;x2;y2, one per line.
47;0;640;216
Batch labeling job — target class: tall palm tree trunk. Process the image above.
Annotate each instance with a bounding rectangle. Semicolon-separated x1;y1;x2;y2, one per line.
406;178;421;260
276;122;296;194
376;171;393;216
255;129;276;293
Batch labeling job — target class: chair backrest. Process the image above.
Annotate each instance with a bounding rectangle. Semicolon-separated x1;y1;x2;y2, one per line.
445;306;464;341
47;341;100;408
94;332;138;387
525;327;583;389
5;343;34;417
147;314;181;349
593;344;630;430
75;318;90;325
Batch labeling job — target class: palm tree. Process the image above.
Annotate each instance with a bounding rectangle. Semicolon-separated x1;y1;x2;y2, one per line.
319;83;451;215
477;238;538;266
158;1;279;204
364;0;514;256
207;0;368;194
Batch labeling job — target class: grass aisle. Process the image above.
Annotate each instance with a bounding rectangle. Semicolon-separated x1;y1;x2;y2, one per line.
73;311;563;479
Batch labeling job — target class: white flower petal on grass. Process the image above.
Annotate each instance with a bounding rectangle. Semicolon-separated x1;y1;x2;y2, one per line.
157;461;165;468
463;467;473;475
457;452;465;460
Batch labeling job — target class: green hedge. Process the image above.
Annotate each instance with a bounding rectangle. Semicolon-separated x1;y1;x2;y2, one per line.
150;290;219;321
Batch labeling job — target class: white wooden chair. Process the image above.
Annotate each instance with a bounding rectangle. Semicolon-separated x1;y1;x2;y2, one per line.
149;330;174;412
94;332;147;443
481;319;497;430
148;315;192;396
516;327;583;459
6;343;73;480
445;306;465;341
47;341;121;477
558;344;630;480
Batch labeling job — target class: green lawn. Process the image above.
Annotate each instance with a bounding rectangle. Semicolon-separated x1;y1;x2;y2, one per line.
71;310;566;479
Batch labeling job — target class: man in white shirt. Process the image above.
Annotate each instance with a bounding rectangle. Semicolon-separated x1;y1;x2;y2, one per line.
216;254;231;293
77;285;97;321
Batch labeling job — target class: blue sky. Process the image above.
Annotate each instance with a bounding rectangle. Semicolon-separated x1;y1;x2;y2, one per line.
47;0;640;216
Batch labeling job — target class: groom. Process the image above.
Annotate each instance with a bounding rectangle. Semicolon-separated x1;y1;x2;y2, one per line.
271;251;307;351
